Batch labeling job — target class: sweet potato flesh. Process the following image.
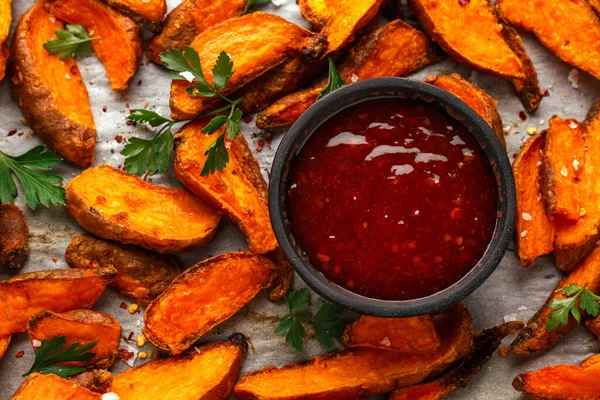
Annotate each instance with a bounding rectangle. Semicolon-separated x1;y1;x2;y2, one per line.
0;204;29;270
10;373;101;400
144;252;274;354
513;132;554;267
102;0;166;31
45;0;142;91
0;0;11;80
0;267;115;336
235;306;473;400
342;315;441;353
299;0;331;29
66;165;220;254
28;310;121;369
0;335;10;359
498;0;600;80
511;244;600;355
586;316;600;341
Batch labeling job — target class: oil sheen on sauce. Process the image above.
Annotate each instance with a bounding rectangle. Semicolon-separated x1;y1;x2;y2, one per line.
287;99;498;300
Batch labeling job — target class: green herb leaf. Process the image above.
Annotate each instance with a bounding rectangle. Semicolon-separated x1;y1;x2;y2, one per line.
276;289;311;352
123;129;174;176
317;57;345;100
580;288;600;317
128;110;175;128
546;283;600;332
24;336;97;378
227;108;243;139
286;288;310;313
161;46;207;83
0;146;65;209
312;302;348;348
243;0;272;15
201;133;230;176
43;24;99;60
201;115;229;135
212;51;234;91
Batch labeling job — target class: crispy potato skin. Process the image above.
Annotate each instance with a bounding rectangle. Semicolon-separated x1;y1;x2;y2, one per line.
147;0;246;64
391;321;525;400
65;165;220;254
10;373;102;400
169;12;327;120
0;0;12;81
28;310;121;369
511;245;600;355
68;370;113;394
235;305;473;400
100;0;166;32
9;3;96;167
513;132;554;267
45;0;142;91
0;267;115;336
0;204;29;270
66;234;182;306
0;335;10;360
498;0;600;81
586;316;600;342
112;334;247;399
554;103;600;271
299;0;331;29
144;252;275;354
342;315;441;353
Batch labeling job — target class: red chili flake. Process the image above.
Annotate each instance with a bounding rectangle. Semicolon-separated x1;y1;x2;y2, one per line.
242;114;254;123
16;350;24;358
120;302;127;309
125;103;130;109
255;140;265;152
143;171;150;181
7;129;16;136
512;152;519;158
70;65;78;76
115;135;123;143
52;257;57;263
542;89;550;97
102;106;108;112
458;0;470;4
518;111;527;121
128;331;135;341
137;79;142;86
17;132;24;137
264;134;273;145
126;120;137;127
117;349;134;361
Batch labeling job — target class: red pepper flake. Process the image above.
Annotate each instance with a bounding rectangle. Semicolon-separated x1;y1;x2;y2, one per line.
518;111;527;121
542;89;550;97
52;257;57;263
512;152;519;158
137;79;142;86
255;140;265;152
143;171;150;181
264;134;273;145
120;302;127;309
102;106;108;112
128;331;135;341
125;102;130;109
7;129;16;136
17;132;24;137
242;114;254;123
115;135;123;143
70;65;78;76
16;350;24;358
126;120;137;127
117;349;134;361
458;0;470;4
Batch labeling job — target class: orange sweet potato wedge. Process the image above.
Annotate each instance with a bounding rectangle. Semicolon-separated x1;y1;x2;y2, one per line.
45;0;142;91
299;0;331;30
65;165;220;254
511;244;600;355
111;334;247;399
498;0;600;81
9;3;96;167
257;19;442;130
0;0;12;81
0;335;10;360
554;103;600;271
235;305;474;400
0;204;29;270
147;0;246;64
69;370;113;394
144;252;275;354
0;267;116;336
10;373;102;400
391;321;525;400
586;316;600;341
590;0;600;15
169;12;326;120
66;234;182;306
513;132;554;267
342;315;441;353
100;0;166;32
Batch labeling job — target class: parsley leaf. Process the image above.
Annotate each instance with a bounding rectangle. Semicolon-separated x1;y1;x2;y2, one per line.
128;109;174;127
24;336;98;378
546;283;600;332
201;133;230;177
243;0;272;15
0;146;65;209
212;51;234;91
312;302;348;348
317;57;345;100
43;24;99;60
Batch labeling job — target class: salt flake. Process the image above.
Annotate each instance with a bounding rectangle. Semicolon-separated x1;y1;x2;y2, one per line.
568;69;580;89
522;212;532;221
560;167;568;177
102;393;120;400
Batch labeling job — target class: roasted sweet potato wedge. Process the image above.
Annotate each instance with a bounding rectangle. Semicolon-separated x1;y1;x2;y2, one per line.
235;305;473;400
586;316;600;341
45;0;142;91
391;321;525;400
342;315;441;353
144;252;275;354
66;234;182;306
69;370;113;394
65;165;220;254
100;0;166;32
511;244;600;356
580;354;600;369
0;267;115;336
28;310;121;369
0;335;10;360
9;3;96;167
169;12;326;120
498;0;600;81
10;373;102;400
111;334;247;399
590;0;600;15
299;0;331;29
0;204;29;270
554;103;600;271
146;0;246;64
424;74;505;148
257;20;442;130
513;132;554;267
0;0;12;81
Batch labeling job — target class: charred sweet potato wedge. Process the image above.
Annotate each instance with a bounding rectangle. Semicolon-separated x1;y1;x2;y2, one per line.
69;370;113;394
65;165;220;254
0;204;29;270
342;315;441;353
45;0;142;91
28;310;121;369
10;373;102;400
147;0;246;64
586;316;600;341
424;74;505;148
511;244;600;355
0;335;10;360
0;0;12;81
0;267;115;336
144;252;275;354
169;12;326;120
100;0;166;32
112;334;247;399
391;321;525;400
235;305;473;399
498;0;600;81
541;117;585;222
66;234;182;306
299;0;331;29
513;132;554;267
554;103;600;271
10;3;96;167
257;20;442;130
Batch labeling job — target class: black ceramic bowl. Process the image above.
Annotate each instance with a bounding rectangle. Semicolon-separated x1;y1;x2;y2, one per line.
269;77;515;317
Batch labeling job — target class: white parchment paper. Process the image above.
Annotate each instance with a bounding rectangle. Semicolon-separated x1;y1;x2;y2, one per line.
1;1;600;398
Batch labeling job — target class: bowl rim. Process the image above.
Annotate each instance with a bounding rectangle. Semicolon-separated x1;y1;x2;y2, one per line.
269;77;515;317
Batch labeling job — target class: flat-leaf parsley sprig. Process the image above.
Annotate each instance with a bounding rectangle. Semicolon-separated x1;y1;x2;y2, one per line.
546;283;600;332
24;336;98;378
43;24;99;60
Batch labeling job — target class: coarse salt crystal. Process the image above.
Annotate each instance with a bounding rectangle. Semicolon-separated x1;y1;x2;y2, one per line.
573;159;580;170
194;347;201;353
561;167;568;177
351;74;359;83
102;393;120;400
32;340;42;348
568;69;580;89
65;73;71;79
398;220;405;225
522;212;532;221
520;230;527;238
569;121;579;129
536;161;542;166
329;236;336;239
414;210;420;216
380;337;391;347
180;71;195;83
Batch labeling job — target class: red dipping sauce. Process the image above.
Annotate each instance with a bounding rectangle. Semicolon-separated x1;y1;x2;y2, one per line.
287;99;498;300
